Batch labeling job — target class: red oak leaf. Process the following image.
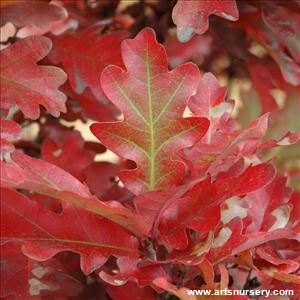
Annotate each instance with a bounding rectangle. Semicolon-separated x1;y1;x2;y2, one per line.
38;120;74;145
157;163;275;249
0;118;22;159
49;26;128;101
0;1;68;32
91;27;209;194
0;36;67;119
1;188;139;275
172;0;239;42
182;72;292;180
0;151;150;237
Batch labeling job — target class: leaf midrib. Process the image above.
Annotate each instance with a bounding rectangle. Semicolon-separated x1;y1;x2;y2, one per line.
107;45;190;191
146;43;155;190
3;202;135;253
0;237;135;252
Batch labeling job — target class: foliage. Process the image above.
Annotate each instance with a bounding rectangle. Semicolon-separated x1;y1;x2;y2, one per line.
1;1;299;299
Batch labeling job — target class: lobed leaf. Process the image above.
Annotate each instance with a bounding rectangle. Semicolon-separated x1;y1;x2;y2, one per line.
91;27;209;194
158;163;276;249
0;151;150;237
1;188;139;275
172;0;239;42
0;36;67;119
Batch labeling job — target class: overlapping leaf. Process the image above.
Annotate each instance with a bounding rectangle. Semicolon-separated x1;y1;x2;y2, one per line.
49;26;128;101
1;189;140;275
157;163;276;249
91;28;209;194
1;1;68;31
0;151;150;237
172;0;239;42
0;36;67;119
183;73;300;179
236;2;300;86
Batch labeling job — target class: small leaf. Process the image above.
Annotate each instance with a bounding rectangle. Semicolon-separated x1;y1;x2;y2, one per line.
172;0;239;42
0;36;67;119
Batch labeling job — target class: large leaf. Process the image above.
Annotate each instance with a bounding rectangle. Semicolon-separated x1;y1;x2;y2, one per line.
0;36;67;119
1;188;139;275
91;27;209;194
0;152;150;237
172;0;239;42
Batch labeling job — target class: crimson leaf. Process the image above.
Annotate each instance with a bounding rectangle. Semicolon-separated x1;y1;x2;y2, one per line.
0;36;67;119
172;0;239;42
1;188;139;275
0;151;150;237
91;27;209;194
